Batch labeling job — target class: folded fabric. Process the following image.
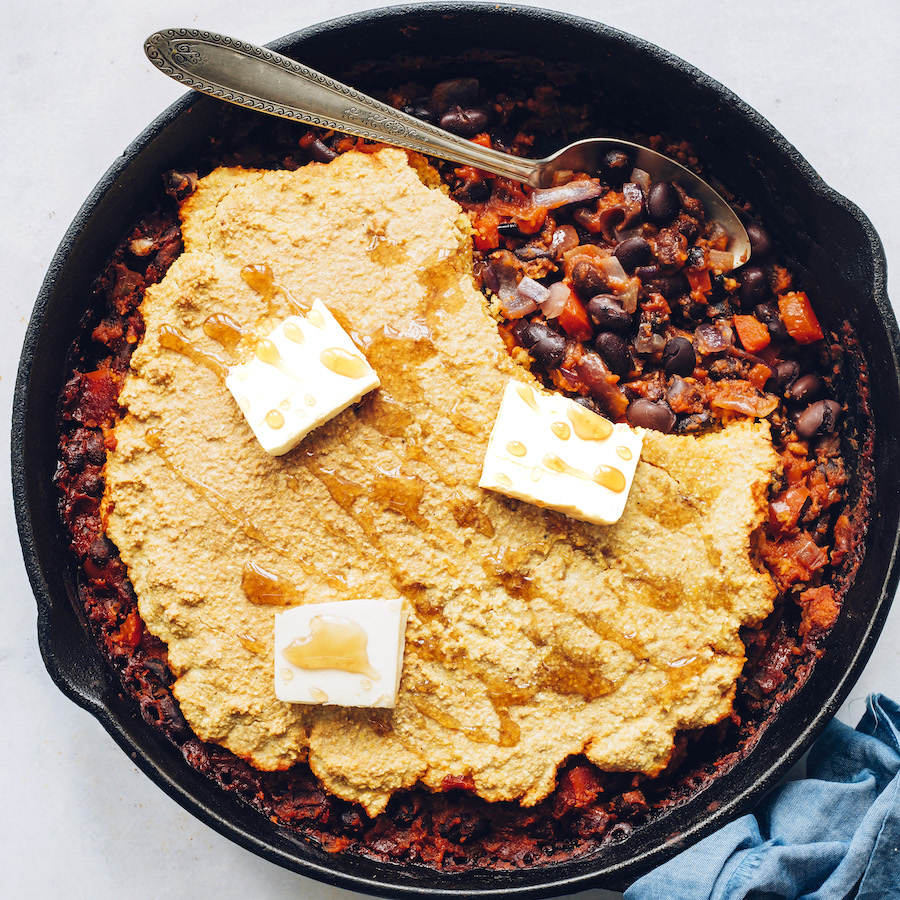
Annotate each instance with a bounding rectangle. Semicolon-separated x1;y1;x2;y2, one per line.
625;694;900;900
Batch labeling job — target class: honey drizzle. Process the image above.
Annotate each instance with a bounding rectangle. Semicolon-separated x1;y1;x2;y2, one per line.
241;263;306;316
542;454;627;493
238;633;266;655
282;615;379;679
242;561;300;605
566;404;614;441
144;429;345;588
320;347;369;379
158;325;230;379
203;312;244;352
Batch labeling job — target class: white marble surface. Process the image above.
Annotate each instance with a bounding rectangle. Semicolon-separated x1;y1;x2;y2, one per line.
4;1;899;897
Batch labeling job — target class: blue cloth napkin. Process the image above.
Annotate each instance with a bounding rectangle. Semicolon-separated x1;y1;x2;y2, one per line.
625;694;900;900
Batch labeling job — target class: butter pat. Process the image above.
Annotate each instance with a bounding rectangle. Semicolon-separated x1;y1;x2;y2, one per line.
274;598;408;708
225;299;380;455
479;381;643;525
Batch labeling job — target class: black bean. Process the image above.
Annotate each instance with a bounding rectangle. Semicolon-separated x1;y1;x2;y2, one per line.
646;182;681;225
662;336;697;377
454;179;491;203
571;260;608;298
497;221;521;237
755;301;790;341
770;359;800;391
599;148;634;183
651;272;689;300
586;295;633;333
626;398;676;433
440;106;489;137
519;321;550;348
430;78;480;111
795;400;841;439
739;265;769;308
80;472;104;497
401;103;437;124
89;536;113;564
594;331;630;375
786;373;824;405
85;430;106;465
62;441;85;473
747;223;773;260
614;236;653;273
686;246;705;268
305;136;338;163
634;264;660;281
523;323;567;369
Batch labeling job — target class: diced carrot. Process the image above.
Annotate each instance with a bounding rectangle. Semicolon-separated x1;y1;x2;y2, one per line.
733;314;772;353
557;293;593;342
470;132;492;148
778;291;824;344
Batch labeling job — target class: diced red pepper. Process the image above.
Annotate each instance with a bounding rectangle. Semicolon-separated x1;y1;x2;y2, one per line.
472;210;500;251
511;204;547;235
686;267;711;296
748;362;773;391
733;314;772;353
557;293;593;342
778;291;824;344
115;609;143;651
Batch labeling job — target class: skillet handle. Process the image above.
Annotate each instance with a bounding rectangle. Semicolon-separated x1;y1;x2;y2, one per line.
144;29;539;184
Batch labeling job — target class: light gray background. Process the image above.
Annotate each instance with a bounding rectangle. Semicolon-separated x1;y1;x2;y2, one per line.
4;1;899;897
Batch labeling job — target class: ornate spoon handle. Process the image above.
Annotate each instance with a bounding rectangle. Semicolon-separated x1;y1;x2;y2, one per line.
145;29;539;184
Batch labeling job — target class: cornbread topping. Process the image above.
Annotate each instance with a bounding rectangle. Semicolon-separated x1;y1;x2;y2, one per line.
101;148;781;816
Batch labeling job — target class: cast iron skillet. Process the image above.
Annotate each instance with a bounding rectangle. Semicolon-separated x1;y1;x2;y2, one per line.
12;4;900;896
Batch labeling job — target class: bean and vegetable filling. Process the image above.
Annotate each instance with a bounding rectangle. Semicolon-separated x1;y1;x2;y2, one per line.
54;71;859;870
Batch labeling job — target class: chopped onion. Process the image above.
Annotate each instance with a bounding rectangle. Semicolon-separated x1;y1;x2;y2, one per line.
532;180;604;209
634;328;666;355
694;323;733;355
541;281;571;318
549;225;580;255
483;251;519;302
708;249;735;273
629;168;651;192
516;275;549;307
500;291;539;319
617;277;641;314
550;169;575;186
574;353;630;418
597;254;628;284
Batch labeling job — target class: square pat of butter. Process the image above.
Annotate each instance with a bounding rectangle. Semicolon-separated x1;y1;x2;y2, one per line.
478;380;643;525
225;299;380;455
274;598;408;708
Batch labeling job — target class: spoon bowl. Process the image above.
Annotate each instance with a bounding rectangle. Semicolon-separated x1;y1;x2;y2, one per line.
145;28;751;267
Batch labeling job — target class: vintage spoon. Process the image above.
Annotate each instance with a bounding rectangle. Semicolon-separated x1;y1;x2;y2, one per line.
145;29;750;266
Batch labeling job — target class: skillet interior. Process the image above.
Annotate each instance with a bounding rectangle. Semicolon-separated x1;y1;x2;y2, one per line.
13;4;900;896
